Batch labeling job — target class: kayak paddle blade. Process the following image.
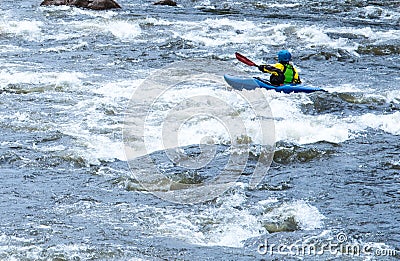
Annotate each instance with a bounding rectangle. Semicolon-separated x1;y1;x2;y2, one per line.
235;52;258;67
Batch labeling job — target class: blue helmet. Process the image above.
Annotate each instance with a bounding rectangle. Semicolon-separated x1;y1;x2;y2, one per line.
277;50;292;62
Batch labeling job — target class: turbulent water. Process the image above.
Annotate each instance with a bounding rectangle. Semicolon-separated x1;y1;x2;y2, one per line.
1;0;399;260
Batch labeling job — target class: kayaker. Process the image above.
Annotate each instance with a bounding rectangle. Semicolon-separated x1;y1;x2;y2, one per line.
257;50;302;86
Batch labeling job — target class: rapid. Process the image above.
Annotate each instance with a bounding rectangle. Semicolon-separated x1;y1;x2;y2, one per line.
0;0;399;260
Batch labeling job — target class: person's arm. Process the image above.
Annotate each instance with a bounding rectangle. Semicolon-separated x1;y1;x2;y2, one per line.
258;64;281;76
293;67;302;84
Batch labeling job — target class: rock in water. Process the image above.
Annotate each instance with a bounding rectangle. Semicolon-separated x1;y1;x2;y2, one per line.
88;0;121;10
40;0;67;5
40;0;121;10
70;0;90;8
153;0;177;6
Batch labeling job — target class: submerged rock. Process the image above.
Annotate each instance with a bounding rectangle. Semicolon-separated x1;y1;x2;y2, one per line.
153;0;177;6
263;217;299;233
40;0;121;10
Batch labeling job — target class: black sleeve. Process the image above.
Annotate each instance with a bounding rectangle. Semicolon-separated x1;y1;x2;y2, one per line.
258;65;281;74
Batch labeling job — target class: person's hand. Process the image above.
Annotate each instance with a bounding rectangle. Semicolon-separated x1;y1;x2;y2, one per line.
258;65;267;72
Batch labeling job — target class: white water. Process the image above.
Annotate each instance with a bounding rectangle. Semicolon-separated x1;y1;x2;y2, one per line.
1;3;399;254
2;67;400;164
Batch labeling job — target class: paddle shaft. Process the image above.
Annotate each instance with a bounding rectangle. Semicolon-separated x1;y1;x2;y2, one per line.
235;52;283;75
235;52;258;67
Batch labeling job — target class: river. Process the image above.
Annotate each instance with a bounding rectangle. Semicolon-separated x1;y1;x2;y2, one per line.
0;0;399;260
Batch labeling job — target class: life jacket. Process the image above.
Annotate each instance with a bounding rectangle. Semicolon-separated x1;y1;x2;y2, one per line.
281;63;296;84
260;62;300;86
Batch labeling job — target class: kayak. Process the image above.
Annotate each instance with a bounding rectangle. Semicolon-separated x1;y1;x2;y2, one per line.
224;74;327;94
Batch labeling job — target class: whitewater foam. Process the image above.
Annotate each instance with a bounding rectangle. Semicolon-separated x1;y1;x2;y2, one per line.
358;112;400;135
0;19;43;41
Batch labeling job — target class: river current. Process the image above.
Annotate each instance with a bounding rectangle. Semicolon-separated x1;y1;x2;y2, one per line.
0;0;399;260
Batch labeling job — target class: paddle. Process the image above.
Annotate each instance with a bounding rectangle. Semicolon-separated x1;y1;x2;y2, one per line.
235;52;282;75
235;52;258;67
235;52;286;86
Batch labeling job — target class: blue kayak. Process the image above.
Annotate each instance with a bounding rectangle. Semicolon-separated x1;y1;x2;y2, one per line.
224;74;326;94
